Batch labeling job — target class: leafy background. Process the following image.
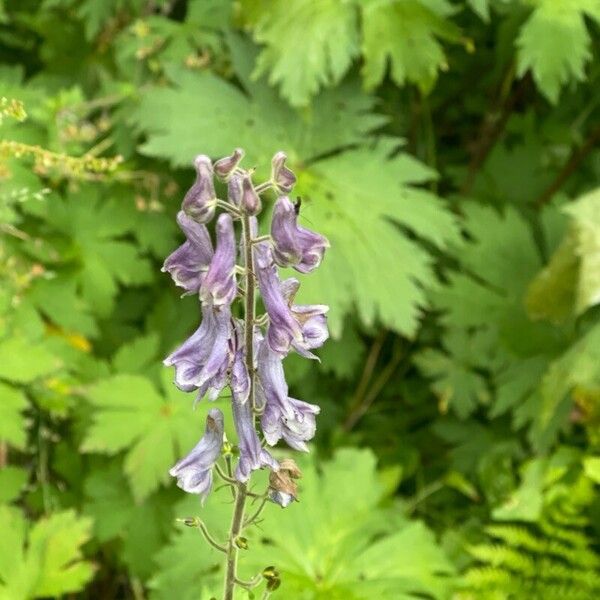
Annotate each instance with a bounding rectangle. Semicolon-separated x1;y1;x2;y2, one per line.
1;0;599;598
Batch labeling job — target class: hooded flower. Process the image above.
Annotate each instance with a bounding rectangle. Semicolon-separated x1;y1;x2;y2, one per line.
271;152;296;193
257;340;320;451
200;213;237;307
271;196;329;273
214;148;244;180
227;172;243;206
268;458;302;507
164;302;232;401
255;243;329;356
169;408;224;500
240;174;261;215
162;211;214;294
182;155;217;222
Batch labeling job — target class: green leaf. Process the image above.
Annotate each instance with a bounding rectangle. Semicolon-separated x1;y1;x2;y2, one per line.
0;507;94;599
0;466;28;503
583;456;600;483
527;188;600;322
361;0;461;92
516;0;600;103
133;47;458;336
243;0;360;106
150;449;455;599
414;330;490;418
112;333;160;375
0;335;61;384
0;381;28;449
82;372;212;501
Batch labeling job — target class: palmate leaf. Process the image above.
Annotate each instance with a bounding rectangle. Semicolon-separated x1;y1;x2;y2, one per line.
0;506;94;600
241;0;360;107
81;370;214;501
132;37;459;336
149;449;455;600
360;0;462;93
516;0;600;103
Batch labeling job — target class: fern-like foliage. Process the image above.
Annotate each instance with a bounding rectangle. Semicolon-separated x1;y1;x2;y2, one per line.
459;476;600;600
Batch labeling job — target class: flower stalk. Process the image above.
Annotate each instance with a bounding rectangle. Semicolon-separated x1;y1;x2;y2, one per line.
161;148;329;599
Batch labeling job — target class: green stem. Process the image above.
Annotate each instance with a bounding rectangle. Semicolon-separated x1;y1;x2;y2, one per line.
222;211;256;600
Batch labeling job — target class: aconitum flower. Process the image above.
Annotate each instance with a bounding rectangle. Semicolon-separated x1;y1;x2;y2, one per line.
257;340;320;451
182;155;217;222
169;408;224;501
200;213;237;308
163;303;232;400
214;148;244;180
271;152;296;193
162;211;213;294
240;174;261;215
271;195;329;273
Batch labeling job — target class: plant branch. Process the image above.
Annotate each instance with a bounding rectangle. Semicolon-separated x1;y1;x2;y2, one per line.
534;123;600;207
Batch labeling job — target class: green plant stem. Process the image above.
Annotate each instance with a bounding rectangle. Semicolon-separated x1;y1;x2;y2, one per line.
244;494;269;528
222;211;256;600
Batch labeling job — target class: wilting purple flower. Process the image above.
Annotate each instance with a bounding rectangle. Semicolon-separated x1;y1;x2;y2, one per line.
164;303;232;401
271;152;296;193
214;148;244;180
162;211;214;294
255;243;329;356
257;341;320;451
200;213;237;308
182;155;217;223
271;196;329;273
240;175;261;215
169;408;224;500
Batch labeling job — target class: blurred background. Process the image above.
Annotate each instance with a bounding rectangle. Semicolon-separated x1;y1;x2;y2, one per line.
1;0;599;598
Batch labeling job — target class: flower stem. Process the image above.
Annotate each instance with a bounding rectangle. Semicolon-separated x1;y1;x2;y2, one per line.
222;211;256;600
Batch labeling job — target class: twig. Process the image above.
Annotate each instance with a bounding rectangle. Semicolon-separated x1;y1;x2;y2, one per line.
534;124;600;207
243;494;269;528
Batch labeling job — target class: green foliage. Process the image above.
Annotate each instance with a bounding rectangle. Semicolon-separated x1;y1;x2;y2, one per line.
152;449;455;599
0;507;95;599
1;0;599;598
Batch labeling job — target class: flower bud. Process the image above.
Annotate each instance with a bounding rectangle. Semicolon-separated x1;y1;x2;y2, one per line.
262;566;279;579
214;148;244;180
266;577;281;591
177;517;200;527
234;536;249;550
182;155;216;223
227;172;243;206
271;151;296;193
241;175;261;215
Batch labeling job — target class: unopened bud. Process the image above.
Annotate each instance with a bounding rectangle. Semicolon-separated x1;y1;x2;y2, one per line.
214;148;244;180
271;151;296;193
241;175;261;215
262;566;279;579
266;577;281;591
234;536;248;550
177;517;199;527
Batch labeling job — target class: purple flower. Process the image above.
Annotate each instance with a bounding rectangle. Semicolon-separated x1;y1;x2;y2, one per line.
257;340;320;452
240;175;261;216
182;155;217;223
270;196;329;273
200;213;237;308
271;152;296;193
214;148;244;180
233;388;279;482
227;172;243;206
169;408;224;500
163;303;232;401
162;211;214;294
255;243;329;356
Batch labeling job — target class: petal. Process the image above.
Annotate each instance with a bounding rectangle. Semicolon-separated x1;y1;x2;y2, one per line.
162;211;214;294
169;408;224;500
271;152;296;193
214;148;244;180
182;155;217;223
200;213;237;307
270;196;328;273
